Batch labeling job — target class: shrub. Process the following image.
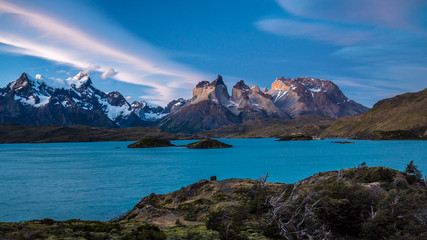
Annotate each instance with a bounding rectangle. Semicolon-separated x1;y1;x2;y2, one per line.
404;160;423;184
205;206;248;240
122;224;166;240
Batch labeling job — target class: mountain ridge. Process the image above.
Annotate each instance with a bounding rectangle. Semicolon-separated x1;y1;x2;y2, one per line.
159;74;369;133
1;72;369;132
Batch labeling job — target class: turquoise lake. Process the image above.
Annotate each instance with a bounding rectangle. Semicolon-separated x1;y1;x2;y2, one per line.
0;139;426;222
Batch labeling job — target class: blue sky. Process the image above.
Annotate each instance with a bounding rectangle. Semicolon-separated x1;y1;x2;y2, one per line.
0;0;426;106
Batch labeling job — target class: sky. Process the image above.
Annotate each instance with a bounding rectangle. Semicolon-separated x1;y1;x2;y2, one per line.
0;0;426;107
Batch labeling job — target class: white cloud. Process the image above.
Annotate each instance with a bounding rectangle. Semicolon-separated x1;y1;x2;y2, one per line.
0;0;209;105
101;68;118;79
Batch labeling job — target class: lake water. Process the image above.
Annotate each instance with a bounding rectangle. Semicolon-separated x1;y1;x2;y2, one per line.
0;139;426;222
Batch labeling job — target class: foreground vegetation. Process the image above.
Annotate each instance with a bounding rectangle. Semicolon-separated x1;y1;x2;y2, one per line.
1;164;426;239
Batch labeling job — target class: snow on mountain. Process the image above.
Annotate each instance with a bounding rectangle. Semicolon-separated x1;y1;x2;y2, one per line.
0;72;153;127
130;100;169;121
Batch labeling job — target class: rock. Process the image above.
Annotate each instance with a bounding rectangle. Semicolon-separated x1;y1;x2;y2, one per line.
186;138;232;149
127;138;175;148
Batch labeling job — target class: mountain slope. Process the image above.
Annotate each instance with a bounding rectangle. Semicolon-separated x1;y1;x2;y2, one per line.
320;88;427;139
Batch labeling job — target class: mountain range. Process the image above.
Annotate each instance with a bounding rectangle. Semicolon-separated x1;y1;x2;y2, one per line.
0;72;369;132
159;75;369;133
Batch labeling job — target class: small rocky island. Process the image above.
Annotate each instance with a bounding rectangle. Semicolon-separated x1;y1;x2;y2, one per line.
276;135;314;141
127;138;175;148
333;140;356;144
186;138;232;149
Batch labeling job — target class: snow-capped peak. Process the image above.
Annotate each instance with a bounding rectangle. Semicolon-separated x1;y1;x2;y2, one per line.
66;72;91;88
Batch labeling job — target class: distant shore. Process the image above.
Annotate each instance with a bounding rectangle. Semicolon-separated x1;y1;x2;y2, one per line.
1;121;425;144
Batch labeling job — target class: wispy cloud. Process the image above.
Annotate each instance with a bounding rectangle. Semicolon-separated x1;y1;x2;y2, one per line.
276;0;426;31
0;0;208;105
255;19;372;45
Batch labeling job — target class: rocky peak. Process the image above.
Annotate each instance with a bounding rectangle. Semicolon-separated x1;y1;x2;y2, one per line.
195;81;210;88
164;98;187;113
271;77;295;91
106;91;128;106
13;72;32;88
233;80;250;90
131;101;144;109
251;85;261;93
6;72;37;98
192;75;230;106
211;74;225;86
293;77;330;93
67;72;93;89
231;80;251;106
263;87;269;93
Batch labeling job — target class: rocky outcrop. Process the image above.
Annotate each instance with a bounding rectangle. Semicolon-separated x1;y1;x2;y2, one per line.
158;75;240;133
191;75;230;106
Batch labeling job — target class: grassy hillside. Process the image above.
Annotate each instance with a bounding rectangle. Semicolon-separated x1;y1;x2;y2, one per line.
1;165;426;239
320;88;427;139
